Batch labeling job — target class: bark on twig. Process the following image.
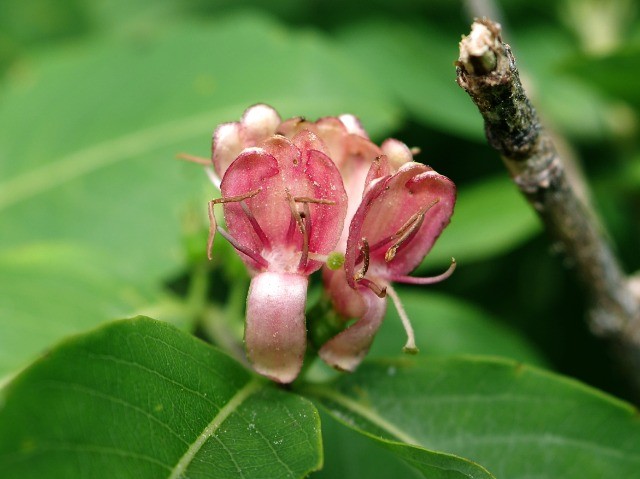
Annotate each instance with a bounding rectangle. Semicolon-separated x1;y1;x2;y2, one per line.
456;18;640;396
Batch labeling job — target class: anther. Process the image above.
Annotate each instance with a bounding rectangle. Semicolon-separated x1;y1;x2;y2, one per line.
285;190;310;270
354;238;370;281
384;199;439;262
358;278;387;298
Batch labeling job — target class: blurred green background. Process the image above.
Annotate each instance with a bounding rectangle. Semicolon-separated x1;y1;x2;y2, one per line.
0;0;639;411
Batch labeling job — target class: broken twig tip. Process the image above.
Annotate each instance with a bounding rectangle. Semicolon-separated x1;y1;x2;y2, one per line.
458;19;501;76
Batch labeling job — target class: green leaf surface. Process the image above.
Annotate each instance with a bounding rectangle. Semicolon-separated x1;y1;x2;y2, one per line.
0;244;190;381
563;45;640;107
307;357;640;479
0;317;322;478
424;175;542;268
337;19;484;140
369;289;547;366
0;12;399;283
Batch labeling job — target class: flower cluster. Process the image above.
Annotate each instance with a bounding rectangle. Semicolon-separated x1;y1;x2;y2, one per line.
205;104;456;383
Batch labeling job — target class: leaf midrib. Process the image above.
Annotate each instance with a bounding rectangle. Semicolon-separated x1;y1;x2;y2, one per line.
167;377;262;479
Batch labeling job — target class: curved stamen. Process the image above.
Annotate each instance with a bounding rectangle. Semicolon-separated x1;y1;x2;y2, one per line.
240;201;271;250
207;199;217;261
391;258;457;285
386;284;418;354
176;152;210;166
208;188;269;258
285;189;305;243
216;226;269;269
365;199;439;260
212;188;261;204
176;153;221;189
358;278;387;298
293;196;336;205
285;192;336;271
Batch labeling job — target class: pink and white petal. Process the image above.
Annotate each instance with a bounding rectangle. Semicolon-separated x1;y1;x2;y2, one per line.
299;149;348;273
241;104;281;145
381;138;414;171
277;116;313;138
338;114;369;138
318;287;387;372
291;129;330;158
212;122;243;177
314;117;349;164
383;168;456;275
343;175;391;288
357;162;455;276
220;148;286;269
245;272;308;383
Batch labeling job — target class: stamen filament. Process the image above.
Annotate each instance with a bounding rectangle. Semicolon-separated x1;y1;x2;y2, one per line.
240;201;271;250
207;200;217;261
297;202;311;271
212;188;261;204
386;284;418;354
176;152;210;166
298;215;309;271
367;199;439;258
293;196;336;205
391;258;457;285
216;226;269;269
307;252;329;262
285;189;310;271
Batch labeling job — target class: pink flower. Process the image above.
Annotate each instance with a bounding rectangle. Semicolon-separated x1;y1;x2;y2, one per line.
204;104;456;379
319;159;456;372
208;107;347;383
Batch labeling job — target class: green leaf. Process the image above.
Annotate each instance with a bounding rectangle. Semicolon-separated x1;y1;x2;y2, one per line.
369;289;547;366
424;175;542;269
306;357;640;479
0;244;190;381
0;12;400;378
337;19;484;140
0;12;400;283
563;45;640;107
311;409;424;478
0;317;322;478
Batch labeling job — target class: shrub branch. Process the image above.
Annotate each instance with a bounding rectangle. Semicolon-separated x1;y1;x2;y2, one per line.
456;18;640;396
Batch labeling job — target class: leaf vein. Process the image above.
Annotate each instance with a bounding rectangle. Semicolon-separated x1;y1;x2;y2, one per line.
167;378;262;479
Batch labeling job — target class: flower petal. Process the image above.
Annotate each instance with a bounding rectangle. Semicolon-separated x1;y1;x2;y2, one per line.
212;104;280;177
345;162;456;281
323;268;367;320
245;272;308;383
318;288;387;372
221;135;347;273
